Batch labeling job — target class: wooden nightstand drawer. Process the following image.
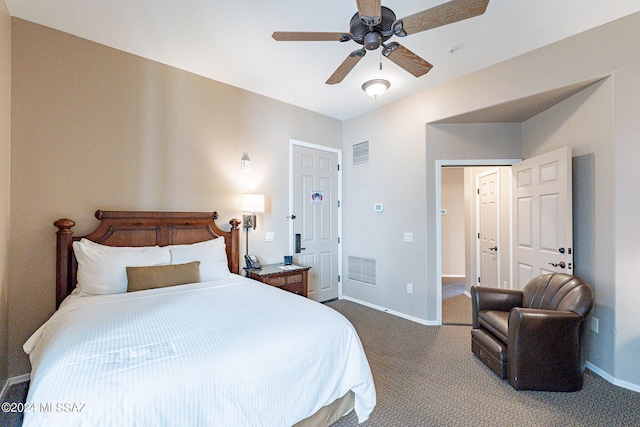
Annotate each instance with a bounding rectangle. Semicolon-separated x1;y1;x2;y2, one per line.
247;264;311;298
265;276;286;286
287;273;303;284
281;282;304;295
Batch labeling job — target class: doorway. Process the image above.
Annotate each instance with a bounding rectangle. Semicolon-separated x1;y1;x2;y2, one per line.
440;167;468;324
436;159;518;325
437;148;573;324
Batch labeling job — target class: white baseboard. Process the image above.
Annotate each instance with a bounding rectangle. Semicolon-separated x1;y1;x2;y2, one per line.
340;296;437;326
442;275;465;279
0;374;30;402
586;362;640;393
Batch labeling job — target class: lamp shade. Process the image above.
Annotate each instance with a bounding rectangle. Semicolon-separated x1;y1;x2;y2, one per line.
242;194;265;213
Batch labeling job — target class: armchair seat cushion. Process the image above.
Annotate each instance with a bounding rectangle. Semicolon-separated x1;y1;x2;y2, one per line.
477;310;509;344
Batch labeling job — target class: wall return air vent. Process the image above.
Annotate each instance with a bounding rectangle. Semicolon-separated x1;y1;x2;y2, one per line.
353;141;369;166
348;256;376;285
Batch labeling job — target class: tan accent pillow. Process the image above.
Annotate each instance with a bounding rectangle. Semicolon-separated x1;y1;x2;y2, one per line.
126;261;200;292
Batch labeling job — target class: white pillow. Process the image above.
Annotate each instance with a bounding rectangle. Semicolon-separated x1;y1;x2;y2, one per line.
73;239;171;295
169;237;230;282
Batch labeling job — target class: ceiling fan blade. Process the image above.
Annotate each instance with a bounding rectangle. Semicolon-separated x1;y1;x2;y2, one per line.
272;32;351;42
356;0;382;26
326;49;367;85
396;0;490;36
383;43;433;77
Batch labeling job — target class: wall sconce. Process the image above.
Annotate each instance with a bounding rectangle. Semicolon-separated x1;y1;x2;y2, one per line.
241;153;251;173
362;79;390;99
242;194;265;255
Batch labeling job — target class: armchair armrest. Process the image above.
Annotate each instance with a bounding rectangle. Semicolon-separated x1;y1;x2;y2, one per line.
471;286;523;328
507;307;584;391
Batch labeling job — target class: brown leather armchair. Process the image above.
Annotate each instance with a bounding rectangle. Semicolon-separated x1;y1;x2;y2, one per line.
471;273;594;391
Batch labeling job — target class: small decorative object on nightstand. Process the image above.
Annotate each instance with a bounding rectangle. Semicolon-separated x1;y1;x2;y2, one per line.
248;263;311;297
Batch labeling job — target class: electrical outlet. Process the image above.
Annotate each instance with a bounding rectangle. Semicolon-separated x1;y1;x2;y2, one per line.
403;232;413;243
406;283;413;294
591;317;599;333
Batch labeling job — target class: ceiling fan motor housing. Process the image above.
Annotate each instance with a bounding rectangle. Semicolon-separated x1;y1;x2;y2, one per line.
350;6;396;49
364;32;382;50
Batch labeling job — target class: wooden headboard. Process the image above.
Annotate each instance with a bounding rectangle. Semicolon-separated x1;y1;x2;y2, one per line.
54;210;241;308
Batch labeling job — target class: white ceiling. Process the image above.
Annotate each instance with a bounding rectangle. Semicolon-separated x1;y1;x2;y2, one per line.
7;0;640;120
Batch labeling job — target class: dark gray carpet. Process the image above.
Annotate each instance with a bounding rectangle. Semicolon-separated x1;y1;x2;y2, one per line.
328;299;640;427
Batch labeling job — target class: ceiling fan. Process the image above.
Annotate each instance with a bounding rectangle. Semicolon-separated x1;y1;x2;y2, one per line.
272;0;490;85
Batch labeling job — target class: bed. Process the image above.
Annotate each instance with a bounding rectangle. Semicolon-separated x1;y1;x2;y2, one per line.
22;210;375;426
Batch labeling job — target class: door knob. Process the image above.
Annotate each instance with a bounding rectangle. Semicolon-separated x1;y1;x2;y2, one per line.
549;261;566;268
489;246;498;251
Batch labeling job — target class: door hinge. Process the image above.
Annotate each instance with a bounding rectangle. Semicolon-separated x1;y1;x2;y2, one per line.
338;237;341;244
338;164;340;171
477;277;481;283
338;200;341;208
338;275;341;282
477;188;480;195
477;233;480;239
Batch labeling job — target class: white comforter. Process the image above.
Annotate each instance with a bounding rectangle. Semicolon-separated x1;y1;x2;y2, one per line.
22;274;375;426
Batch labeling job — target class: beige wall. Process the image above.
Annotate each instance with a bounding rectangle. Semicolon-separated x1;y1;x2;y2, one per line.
440;168;464;277
523;79;616;374
0;0;11;385
343;12;640;389
342;114;520;321
424;124;521;319
9;19;342;376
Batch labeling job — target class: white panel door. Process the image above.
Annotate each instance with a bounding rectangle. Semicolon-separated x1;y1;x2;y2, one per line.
292;144;340;302
512;147;573;289
477;170;500;287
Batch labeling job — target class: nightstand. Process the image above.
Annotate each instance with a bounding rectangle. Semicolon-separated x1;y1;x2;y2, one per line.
247;264;311;297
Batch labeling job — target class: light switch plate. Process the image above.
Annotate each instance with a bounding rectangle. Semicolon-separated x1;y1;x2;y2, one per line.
266;232;275;242
404;232;413;243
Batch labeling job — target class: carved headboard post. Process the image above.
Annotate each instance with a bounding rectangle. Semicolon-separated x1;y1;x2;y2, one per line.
229;218;241;274
54;218;76;309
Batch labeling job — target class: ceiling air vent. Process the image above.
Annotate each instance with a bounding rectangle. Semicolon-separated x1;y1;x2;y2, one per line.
348;256;376;286
353;141;369;166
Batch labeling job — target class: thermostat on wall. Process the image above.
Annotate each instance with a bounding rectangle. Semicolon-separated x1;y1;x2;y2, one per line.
374;203;384;212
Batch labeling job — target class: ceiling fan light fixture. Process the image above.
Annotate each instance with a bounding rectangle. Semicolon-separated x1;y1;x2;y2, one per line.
362;79;390;99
